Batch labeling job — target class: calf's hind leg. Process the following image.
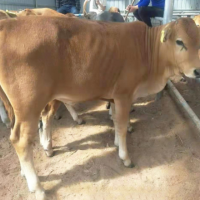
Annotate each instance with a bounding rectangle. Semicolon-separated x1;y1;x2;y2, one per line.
0;98;10;128
40;100;61;157
10;119;46;200
64;103;83;125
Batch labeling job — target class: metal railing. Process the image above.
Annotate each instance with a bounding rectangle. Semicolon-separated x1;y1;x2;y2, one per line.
0;0;56;10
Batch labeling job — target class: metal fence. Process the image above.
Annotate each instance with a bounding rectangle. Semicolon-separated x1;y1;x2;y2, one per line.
0;0;199;12
173;0;200;10
0;0;56;11
107;0;200;11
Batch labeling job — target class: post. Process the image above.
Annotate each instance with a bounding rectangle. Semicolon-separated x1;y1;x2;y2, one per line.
167;80;200;135
163;0;174;24
35;0;38;8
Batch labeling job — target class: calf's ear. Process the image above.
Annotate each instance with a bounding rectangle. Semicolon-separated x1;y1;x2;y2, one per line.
160;25;172;43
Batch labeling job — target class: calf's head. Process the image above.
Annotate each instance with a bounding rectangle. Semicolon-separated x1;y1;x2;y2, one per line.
193;15;200;27
161;18;200;78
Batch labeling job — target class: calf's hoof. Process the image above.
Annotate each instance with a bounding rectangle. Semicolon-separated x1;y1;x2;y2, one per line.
6;123;11;128
127;126;134;133
45;149;54;157
180;77;186;82
36;190;47;200
54;114;62;120
77;118;85;125
123;159;135;168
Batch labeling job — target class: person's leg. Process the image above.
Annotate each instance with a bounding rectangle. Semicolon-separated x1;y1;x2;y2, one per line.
138;6;164;27
57;5;68;14
70;6;78;14
133;9;142;21
57;5;72;14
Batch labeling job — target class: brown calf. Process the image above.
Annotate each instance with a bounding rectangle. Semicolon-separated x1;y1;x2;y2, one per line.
0;17;199;200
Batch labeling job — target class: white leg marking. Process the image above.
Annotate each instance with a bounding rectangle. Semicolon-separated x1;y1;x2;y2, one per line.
64;103;83;124
11;122;46;200
114;99;133;167
22;157;47;200
41;116;53;157
109;107;112;115
0;99;10;127
20;164;25;177
118;133;132;167
109;106;113;120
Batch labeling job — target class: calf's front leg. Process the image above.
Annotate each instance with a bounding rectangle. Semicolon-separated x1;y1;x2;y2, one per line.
113;98;134;167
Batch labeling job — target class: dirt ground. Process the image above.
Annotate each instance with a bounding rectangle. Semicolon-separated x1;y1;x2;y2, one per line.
1;79;200;200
